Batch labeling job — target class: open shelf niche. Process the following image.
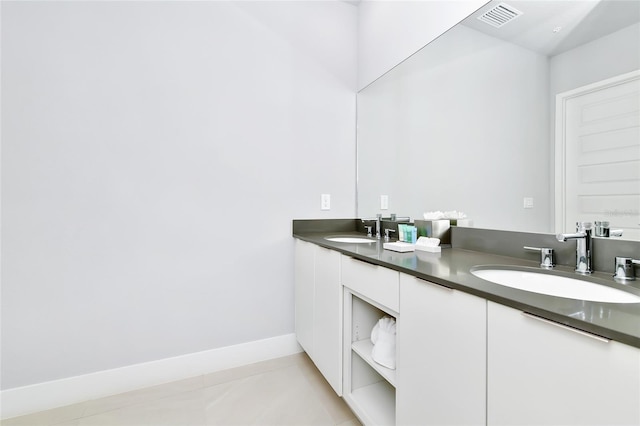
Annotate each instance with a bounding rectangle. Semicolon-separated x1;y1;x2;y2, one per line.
344;290;398;425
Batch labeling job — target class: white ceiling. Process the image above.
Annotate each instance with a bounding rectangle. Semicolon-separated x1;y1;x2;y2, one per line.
462;0;640;56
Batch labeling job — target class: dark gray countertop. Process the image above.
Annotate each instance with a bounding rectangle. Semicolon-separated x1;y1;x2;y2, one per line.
293;230;640;349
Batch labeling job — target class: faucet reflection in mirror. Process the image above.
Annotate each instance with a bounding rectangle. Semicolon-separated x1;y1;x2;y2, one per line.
594;221;624;238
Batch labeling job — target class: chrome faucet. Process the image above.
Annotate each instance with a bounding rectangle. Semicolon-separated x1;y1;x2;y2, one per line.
556;222;593;274
524;246;555;269
361;214;382;239
613;257;640;281
384;228;396;241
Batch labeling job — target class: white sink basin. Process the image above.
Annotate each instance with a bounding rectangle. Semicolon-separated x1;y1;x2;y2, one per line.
325;237;374;244
471;268;640;304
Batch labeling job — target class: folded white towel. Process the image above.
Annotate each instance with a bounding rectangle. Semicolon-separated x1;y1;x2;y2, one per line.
416;236;440;247
371;317;396;370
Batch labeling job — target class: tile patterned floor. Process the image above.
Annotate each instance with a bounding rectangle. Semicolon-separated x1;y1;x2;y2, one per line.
1;353;360;426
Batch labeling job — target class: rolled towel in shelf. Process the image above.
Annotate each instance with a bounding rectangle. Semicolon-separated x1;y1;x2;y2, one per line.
371;316;396;370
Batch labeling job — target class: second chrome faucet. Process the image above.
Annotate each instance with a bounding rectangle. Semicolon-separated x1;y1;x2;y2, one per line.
557;222;593;274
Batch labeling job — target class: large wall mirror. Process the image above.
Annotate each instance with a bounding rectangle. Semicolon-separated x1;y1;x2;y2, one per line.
357;0;640;240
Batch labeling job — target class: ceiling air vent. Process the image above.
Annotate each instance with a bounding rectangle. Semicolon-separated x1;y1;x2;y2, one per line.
477;2;523;28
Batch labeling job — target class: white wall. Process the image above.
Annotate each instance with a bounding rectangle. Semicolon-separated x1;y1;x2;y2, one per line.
550;22;640;96
1;1;357;391
357;0;487;90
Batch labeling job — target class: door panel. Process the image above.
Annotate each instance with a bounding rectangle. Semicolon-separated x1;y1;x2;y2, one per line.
560;72;640;239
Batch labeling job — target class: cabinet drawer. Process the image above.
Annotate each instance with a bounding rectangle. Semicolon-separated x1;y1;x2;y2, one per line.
342;255;399;312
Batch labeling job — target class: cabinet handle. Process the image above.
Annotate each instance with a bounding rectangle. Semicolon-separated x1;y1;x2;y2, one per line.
522;312;610;343
419;277;454;291
351;257;379;268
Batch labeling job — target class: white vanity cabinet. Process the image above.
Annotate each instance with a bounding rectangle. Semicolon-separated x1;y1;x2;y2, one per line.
294;239;343;395
342;255;400;425
487;301;640;426
396;273;486;426
294;239;314;354
295;236;640;426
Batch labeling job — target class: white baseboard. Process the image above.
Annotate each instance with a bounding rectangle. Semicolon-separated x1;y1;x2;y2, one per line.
1;333;302;420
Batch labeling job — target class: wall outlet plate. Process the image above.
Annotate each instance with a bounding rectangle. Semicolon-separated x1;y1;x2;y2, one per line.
524;197;534;209
381;195;389;210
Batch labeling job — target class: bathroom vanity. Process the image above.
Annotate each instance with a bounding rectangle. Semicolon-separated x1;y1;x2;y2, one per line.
293;219;640;426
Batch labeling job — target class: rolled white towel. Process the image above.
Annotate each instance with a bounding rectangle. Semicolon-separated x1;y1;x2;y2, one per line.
371;316;396;370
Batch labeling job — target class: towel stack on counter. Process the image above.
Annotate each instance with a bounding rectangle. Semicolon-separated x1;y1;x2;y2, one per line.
423;210;467;220
423;210;473;228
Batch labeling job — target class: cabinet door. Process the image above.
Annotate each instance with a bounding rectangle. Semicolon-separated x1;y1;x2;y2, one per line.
294;239;314;354
488;301;640;426
313;246;343;395
397;273;486;426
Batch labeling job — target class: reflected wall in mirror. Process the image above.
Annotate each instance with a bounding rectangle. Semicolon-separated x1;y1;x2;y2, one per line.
357;0;640;240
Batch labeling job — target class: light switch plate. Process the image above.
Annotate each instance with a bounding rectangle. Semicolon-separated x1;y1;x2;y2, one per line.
321;194;331;210
524;197;534;209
